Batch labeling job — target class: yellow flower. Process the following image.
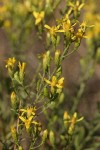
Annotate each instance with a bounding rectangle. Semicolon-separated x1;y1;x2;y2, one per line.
75;29;88;39
68;112;84;135
19;115;39;130
44;76;64;89
63;112;84;125
18;62;26;81
70;112;84;124
33;11;45;25
64;112;84;135
63;111;70;121
20;107;36;118
57;14;76;34
68;0;84;12
44;24;64;36
18;62;26;74
5;57;16;69
62;15;74;32
19;116;33;130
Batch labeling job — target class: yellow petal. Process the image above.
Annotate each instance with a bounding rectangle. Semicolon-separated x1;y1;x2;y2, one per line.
56;84;63;88
78;3;84;11
40;11;45;18
32;121;39;125
58;77;64;85
33;11;38;18
44;78;51;84
52;76;57;83
20;109;27;112
35;18;41;25
28;116;33;121
19;116;26;123
77;117;84;122
44;24;51;30
56;29;65;33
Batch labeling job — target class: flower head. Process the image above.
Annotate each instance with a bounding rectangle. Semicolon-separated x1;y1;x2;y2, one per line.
44;76;64;88
19;115;33;130
63;111;84;135
18;62;26;74
18;62;26;81
19;115;40;131
20;107;36;118
44;24;64;36
57;14;76;36
5;57;16;69
68;1;84;12
44;76;64;93
33;11;45;25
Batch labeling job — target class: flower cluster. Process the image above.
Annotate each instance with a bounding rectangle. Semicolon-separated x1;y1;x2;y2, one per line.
6;57;26;84
63;111;84;135
84;1;100;39
19;107;41;131
44;13;89;47
44;76;64;94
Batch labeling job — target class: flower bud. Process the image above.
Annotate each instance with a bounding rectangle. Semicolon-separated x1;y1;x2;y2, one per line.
42;129;48;143
18;62;26;82
43;87;49;97
59;92;64;104
55;50;61;66
49;130;55;147
43;51;50;72
11;92;17;109
68;123;75;135
63;111;70;121
11;126;17;143
56;66;62;78
18;146;23;150
63;111;70;127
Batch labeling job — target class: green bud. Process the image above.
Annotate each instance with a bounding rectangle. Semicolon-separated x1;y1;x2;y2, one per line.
51;35;57;46
74;39;80;48
18;62;26;82
18;146;23;150
68;124;75;135
49;101;56;109
56;35;60;45
11;126;18;143
49;130;55;147
56;66;62;78
42;129;48;143
11;92;17;109
43;87;49;97
43;51;51;72
55;50;61;66
65;31;71;41
59;93;64;104
56;88;62;94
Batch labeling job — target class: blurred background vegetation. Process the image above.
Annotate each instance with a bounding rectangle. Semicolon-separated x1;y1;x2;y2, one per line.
0;0;100;149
